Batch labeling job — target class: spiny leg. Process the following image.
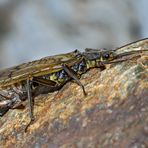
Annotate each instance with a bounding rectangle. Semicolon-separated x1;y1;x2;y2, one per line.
62;63;87;96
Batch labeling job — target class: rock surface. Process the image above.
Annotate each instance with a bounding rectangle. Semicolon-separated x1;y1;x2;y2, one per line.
0;45;148;147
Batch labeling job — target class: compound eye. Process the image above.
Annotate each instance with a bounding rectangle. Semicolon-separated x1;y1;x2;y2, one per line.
103;53;110;59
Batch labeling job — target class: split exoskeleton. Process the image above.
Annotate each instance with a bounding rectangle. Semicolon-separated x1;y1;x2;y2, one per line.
0;38;147;131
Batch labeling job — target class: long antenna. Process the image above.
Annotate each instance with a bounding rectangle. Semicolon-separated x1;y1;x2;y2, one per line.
111;38;148;52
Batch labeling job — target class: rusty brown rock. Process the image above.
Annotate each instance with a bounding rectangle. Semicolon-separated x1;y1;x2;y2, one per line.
0;44;148;148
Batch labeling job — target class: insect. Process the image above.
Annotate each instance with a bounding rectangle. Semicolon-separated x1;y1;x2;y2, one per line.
0;38;147;131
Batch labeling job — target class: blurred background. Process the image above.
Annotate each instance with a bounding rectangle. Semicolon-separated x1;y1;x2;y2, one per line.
0;0;147;69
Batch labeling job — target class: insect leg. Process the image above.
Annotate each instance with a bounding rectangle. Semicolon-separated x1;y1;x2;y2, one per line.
25;77;58;131
25;79;35;132
0;93;11;100
32;77;56;87
0;94;21;116
0;99;12;116
62;63;87;96
32;77;62;96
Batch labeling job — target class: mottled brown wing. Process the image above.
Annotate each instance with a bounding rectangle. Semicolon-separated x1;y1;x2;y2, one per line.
0;50;81;87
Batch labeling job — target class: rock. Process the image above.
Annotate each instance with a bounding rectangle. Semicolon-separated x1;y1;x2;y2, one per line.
0;41;148;147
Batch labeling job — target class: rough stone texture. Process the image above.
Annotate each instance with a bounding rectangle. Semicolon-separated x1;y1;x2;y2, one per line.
0;49;148;147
